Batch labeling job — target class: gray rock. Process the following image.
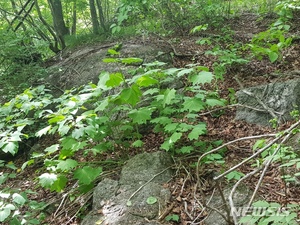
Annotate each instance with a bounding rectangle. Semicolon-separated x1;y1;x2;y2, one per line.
236;79;300;126
47;43;173;90
204;184;252;225
81;152;174;225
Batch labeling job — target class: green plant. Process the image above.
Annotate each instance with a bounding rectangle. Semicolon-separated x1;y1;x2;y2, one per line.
0;52;226;222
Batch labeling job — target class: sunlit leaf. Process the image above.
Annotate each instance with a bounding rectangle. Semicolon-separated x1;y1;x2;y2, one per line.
190;71;214;85
12;193;26;205
128;107;153;124
39;173;57;188
106;73;124;87
163;89;176;107
74;166;102;185
188;124;206;140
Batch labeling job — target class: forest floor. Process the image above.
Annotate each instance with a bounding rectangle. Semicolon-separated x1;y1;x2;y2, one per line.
4;12;300;225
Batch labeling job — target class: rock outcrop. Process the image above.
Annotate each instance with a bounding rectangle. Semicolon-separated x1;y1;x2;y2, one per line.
81;152;174;225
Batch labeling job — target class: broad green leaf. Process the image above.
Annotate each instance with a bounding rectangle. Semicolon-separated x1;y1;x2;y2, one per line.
44;144;59;154
164;68;181;75
107;49;120;55
48;115;65;124
188;124;206;140
98;72;111;90
12;193;26;205
36;125;52;137
128;108;153;124
56;159;78;171
102;58;119;63
50;175;68;192
0;209;11;222
268;51;278;63
143;88;159;96
119;84;141;106
164;123;179;132
151;117;172;125
74;166;102;185
252;200;270;207
132;140;143;147
166;214;180;222
177;146;194;154
120;57;143;65
95;98;109;112
39;173;57;188
106;73;124;87
2;142;18;155
253;139;266;151
163;89;176;107
183;98;205;112
170;132;182;144
146;196;157;205
177;68;194;77
136;76;158;87
206;98;225;107
190;71;214;85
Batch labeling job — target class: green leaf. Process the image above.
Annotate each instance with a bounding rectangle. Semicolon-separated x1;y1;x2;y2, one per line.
177;146;194;154
126;200;132;206
151;116;172;125
39;173;57;188
2;142;18;155
74;166;102;185
44;144;59;154
136;76;158;87
188;124;206;140
0;209;11;222
95;98;109;112
128;107;153;124
161;132;182;151
206;98;225;107
163;89;176;107
107;49;120;56
48;115;65;124
106;73;124;87
102;58;119;63
164;123;179;132
183;98;205;112
119;84;142;106
165;214;180;222
268;51;278;63
12;193;26;205
190;71;214;85
120;57;143;65
50;175;68;192
56;159;78;171
177;68;194;77
98;72;111;90
253;139;266;151
146;196;157;205
36;125;52;137
132;140;143;147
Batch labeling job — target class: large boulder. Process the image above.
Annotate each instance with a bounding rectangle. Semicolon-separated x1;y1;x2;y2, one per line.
236;79;300;126
47;42;172;90
81;152;174;225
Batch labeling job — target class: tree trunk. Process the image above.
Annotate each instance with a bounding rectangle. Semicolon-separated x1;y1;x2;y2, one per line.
89;0;100;34
71;0;77;35
96;0;107;32
48;0;69;49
